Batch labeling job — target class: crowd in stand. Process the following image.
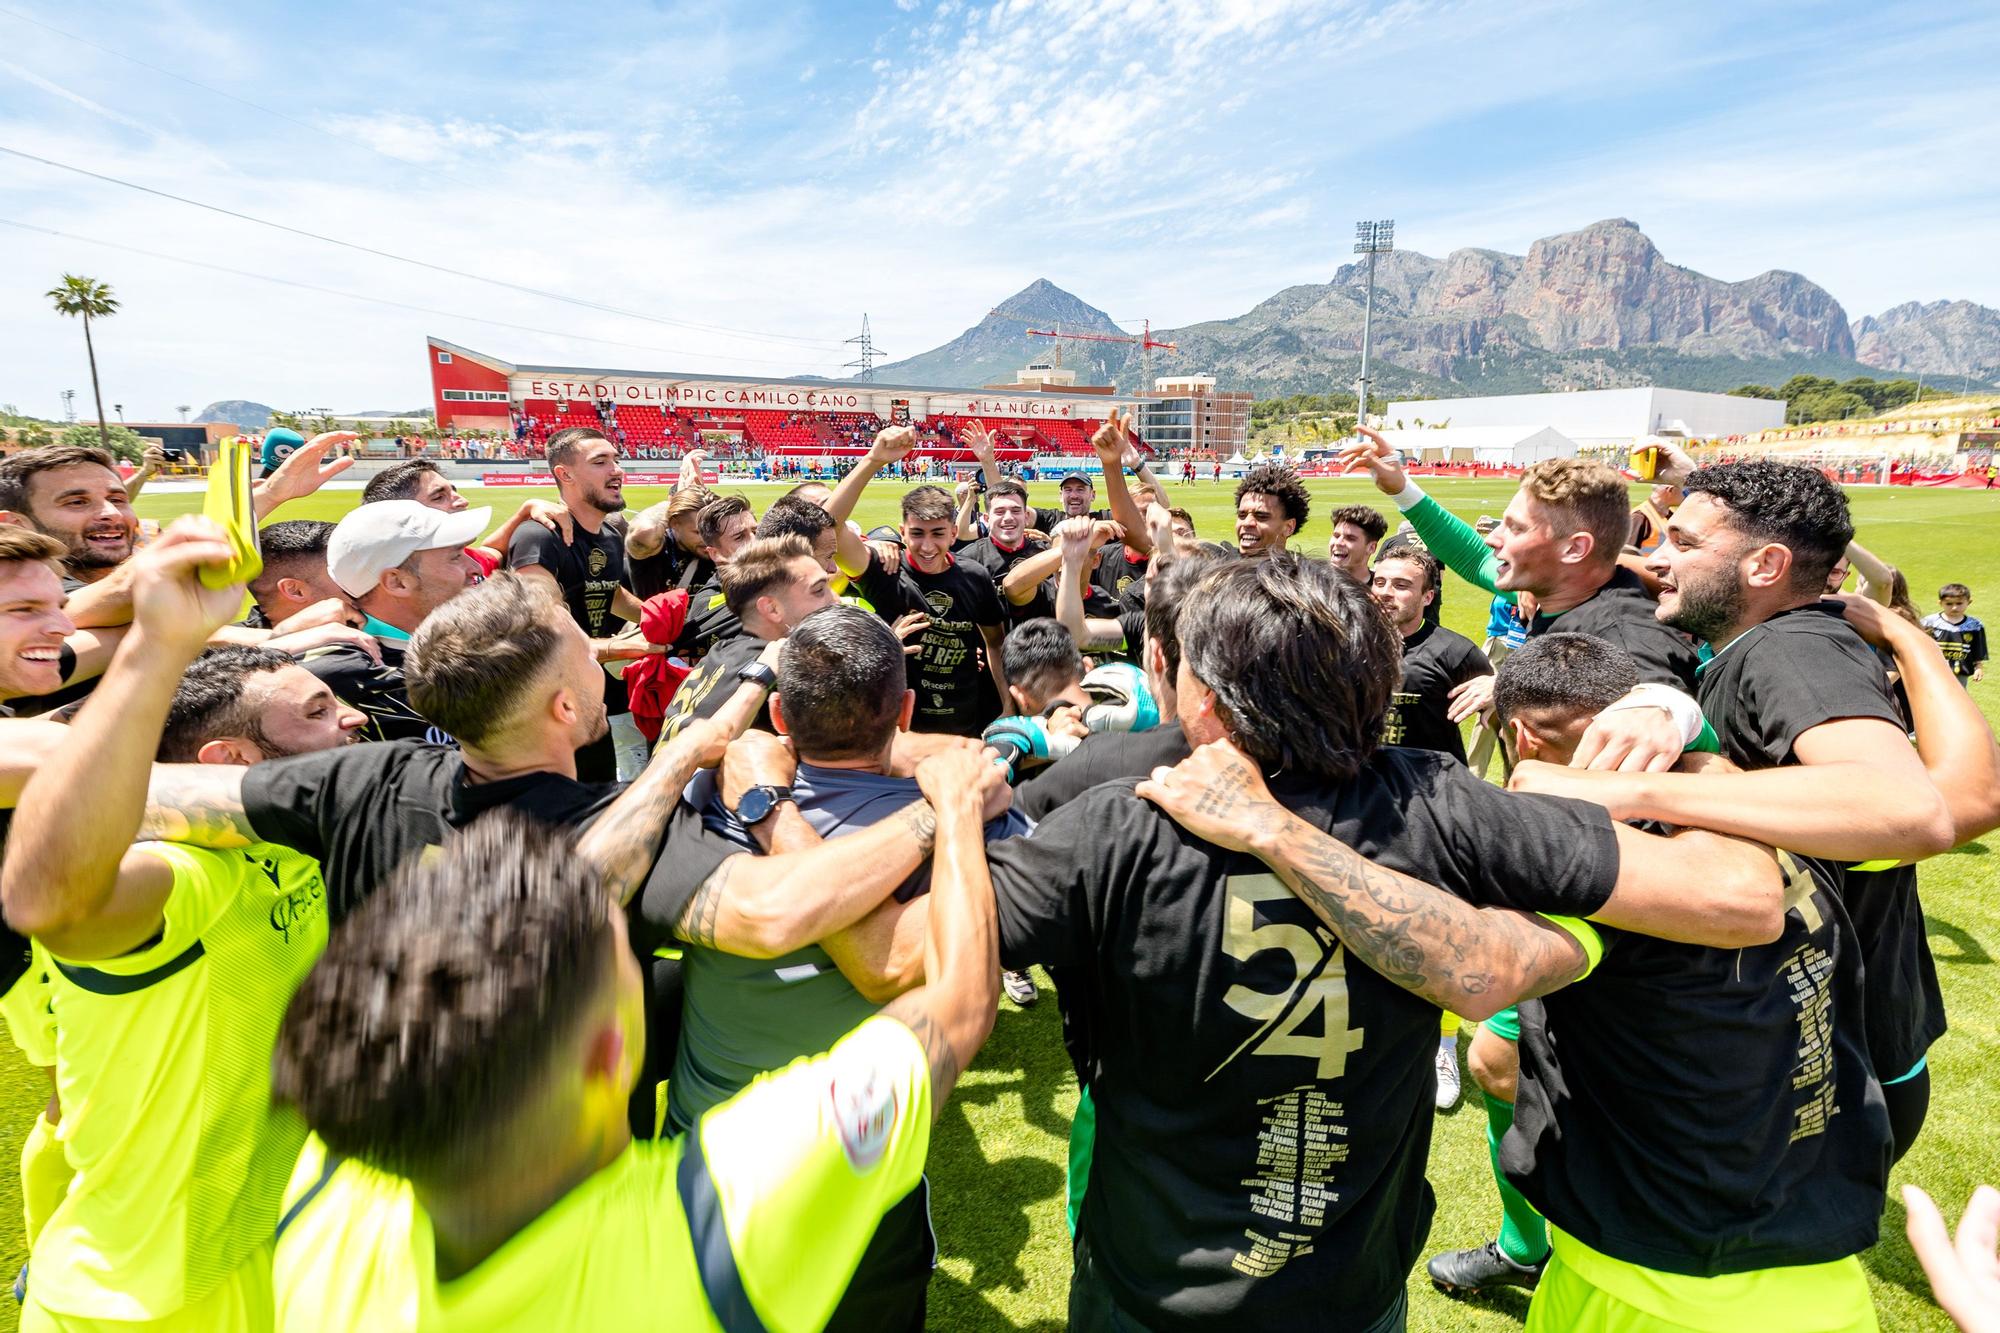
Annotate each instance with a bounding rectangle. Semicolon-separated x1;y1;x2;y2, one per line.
0;417;1994;1333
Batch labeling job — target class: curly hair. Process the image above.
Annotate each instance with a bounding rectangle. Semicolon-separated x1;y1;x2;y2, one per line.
1329;503;1387;543
1177;552;1400;780
1233;460;1311;528
271;811;616;1184
1682;461;1854;594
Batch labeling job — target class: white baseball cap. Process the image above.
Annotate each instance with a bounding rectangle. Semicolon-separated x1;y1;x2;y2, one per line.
328;500;491;597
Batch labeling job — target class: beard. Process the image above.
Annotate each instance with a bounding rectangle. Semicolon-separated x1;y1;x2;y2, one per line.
53;527;132;572
578;692;610;745
586;483;626;514
1661;565;1747;645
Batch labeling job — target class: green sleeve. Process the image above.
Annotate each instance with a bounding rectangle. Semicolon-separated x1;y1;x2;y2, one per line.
1688;718;1720;754
1403;492;1513;603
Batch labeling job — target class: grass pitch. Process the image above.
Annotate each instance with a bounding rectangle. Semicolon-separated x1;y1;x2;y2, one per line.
0;477;1992;1331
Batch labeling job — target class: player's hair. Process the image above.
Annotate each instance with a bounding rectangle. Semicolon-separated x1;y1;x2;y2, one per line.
754;495;834;544
1002;619;1084;711
0;445;119;515
987;479;1029;507
695;495;753;551
362;459;447;504
1492;632;1638;729
1682;461;1854;594
1168;506;1195;532
1233;461;1311;527
901;485;955;524
0;526;66;571
780;481;831;503
1330;504;1388;543
272;811;617;1184
157;647;296;762
545;426;612;474
1373;547;1441;595
1518;459;1632;568
247;520;336;600
1178;553;1399;779
776;605;906;761
666;483;717;525
405;572;564;746
1939;582;1971;601
719;534;814;617
1144;547;1236;681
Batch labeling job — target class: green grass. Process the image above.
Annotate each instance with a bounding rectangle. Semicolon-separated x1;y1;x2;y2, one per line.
2;477;1994;1331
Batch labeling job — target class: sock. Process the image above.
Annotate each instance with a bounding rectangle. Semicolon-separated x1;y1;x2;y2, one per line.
1484;1092;1548;1265
21;1110;72;1247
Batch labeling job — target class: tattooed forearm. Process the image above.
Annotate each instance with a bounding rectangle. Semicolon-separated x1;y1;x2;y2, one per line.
1269;824;1585;1017
578;746;703;907
895;802;938;854
138;768;255;848
879;998;963;1119
674;858;735;949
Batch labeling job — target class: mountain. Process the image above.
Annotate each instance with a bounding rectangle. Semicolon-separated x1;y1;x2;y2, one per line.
1852;300;2000;381
865;279;1133;388
870;220;1968;399
197;399;275;428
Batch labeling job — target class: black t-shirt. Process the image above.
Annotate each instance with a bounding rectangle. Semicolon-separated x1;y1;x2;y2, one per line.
1032;505;1110;534
300;640;453;746
671;579;742;662
1533;566;1700;691
0;806;25;993
1093;545;1149;603
894;559;1004;736
629;536;712;603
239;741;728;927
1696;602;1946;1078
1381;622;1491;763
508;518;631;710
658;631;770;743
840;548;924;624
960;532;1053;629
984;755;1621;1329
1014;722;1189;821
1505;848;1890;1275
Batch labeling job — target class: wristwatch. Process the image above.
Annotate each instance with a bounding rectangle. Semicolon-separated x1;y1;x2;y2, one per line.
734;661;778;690
733;783;795;826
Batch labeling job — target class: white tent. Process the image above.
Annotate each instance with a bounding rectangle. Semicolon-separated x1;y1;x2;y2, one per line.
1373;425;1578;467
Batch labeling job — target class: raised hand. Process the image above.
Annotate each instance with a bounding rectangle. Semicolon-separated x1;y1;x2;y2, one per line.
1337;425;1409;495
916;743;1009;821
869;425;918;467
1090;409;1132;464
959;419;999;464
1055;516;1096;564
257;431;358;513
519;498;576;543
1903;1184;2000;1333
130;518;247;656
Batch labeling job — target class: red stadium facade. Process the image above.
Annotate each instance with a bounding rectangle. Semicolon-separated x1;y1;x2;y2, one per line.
426;337;1145;462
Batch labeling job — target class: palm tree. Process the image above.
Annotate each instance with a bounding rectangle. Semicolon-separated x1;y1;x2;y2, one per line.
45;275;118;454
177;404;191;422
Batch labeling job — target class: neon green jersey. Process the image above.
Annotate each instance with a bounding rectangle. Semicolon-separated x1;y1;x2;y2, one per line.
274;1013;932;1333
33;841;327;1323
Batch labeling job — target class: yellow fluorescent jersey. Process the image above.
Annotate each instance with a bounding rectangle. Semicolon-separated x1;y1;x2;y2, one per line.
33;841;327;1324
274;1014;932;1333
0;939;60;1068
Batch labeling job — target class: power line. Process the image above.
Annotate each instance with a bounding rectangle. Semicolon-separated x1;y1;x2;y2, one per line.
0;217;850;372
0;144;850;350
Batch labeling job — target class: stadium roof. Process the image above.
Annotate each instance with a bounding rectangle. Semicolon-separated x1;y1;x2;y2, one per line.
429;336;1138;405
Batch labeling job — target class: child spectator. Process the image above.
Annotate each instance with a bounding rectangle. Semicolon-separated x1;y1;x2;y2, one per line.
1923;583;1987;684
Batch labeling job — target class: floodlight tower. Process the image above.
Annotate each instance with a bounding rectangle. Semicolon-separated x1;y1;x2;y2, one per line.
60;389;76;422
1352;218;1394;430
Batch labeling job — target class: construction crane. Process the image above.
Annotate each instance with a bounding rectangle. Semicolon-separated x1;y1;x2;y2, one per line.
987;312;1178;388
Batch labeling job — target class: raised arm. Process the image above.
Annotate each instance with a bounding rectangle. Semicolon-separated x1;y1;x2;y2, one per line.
252;433;357;520
1837;594;2000;845
959;421;1006;494
954;480;981;544
1090;411;1149;555
878;748;1002;1114
1844;538;1899;607
1135;739;1591;1020
487;499;575;558
826;426;915;531
1338;427;1509;599
999;542;1066;607
626;499;671;561
1054;519;1124;649
123;444;167;504
2;522;245;960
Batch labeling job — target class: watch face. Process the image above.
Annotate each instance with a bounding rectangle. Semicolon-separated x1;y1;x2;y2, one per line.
736;786;774;825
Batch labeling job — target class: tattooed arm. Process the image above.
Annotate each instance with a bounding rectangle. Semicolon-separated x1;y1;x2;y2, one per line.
667;799;941;958
1136;739;1590;1020
576;716;733;907
878;748;1000;1117
136;766;258;848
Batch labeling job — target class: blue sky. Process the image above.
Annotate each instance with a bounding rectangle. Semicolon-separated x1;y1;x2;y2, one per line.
2;0;1996;417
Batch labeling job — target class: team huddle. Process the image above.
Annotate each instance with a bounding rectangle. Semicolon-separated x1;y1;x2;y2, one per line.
0;413;1992;1333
